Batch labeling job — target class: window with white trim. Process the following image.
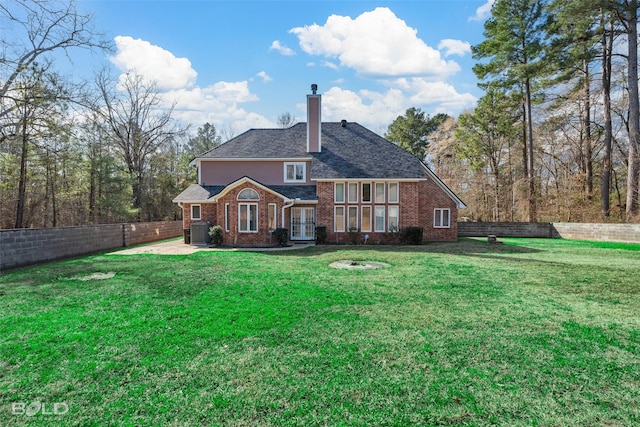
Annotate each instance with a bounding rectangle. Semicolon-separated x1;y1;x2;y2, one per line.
362;183;371;203
335;183;345;203
361;206;371;232
388;182;399;203
239;203;258;232
237;188;260;200
375;183;385;203
374;206;385;232
348;206;358;231
348;182;358;203
335;206;345;232
388;206;399;232
191;204;201;220
268;204;277;231
284;162;306;182
224;203;230;232
434;208;451;228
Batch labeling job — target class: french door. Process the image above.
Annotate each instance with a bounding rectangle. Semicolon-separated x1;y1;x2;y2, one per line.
291;207;315;240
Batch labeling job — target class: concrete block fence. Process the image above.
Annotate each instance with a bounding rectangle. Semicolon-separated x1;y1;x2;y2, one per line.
458;221;640;244
0;221;182;271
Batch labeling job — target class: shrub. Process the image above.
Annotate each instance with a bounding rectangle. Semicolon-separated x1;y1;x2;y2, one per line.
315;226;327;244
401;226;423;245
272;228;289;246
208;225;224;246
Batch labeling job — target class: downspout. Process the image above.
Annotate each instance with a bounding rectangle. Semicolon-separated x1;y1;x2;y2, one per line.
282;199;294;228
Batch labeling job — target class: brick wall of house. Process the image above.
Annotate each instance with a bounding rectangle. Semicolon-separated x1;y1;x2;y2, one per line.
317;179;458;244
418;179;458;241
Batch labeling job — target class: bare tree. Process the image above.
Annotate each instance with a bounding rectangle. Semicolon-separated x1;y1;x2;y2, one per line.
0;0;110;121
277;112;296;128
94;70;187;221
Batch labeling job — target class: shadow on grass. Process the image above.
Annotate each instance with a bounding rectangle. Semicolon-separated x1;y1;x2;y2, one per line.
263;237;543;258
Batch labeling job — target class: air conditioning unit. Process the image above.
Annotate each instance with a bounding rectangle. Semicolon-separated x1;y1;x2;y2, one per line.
190;221;211;245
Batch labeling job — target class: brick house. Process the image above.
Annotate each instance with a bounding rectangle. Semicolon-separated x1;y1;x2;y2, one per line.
173;85;465;246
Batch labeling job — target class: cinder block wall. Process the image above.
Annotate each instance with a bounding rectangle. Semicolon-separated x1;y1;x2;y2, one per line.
457;222;554;238
458;222;640;244
552;222;640;244
0;221;182;271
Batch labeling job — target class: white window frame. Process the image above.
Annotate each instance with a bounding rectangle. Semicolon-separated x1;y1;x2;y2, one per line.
224;203;230;232
335;182;345;203
284;162;306;183
388;182;399;203
361;206;372;232
191;204;201;220
334;206;345;232
268;203;277;231
374;206;385;232
434;208;451;228
237;188;260;200
348;206;358;231
348;182;358;203
388;206;399;232
238;203;258;233
375;183;385;203
362;182;372;203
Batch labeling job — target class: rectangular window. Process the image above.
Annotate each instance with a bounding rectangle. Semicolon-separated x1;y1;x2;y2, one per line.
191;204;201;220
348;182;358;203
268;203;277;231
361;206;371;232
434;208;451;228
375;183;385;203
374;206;385;232
335;183;345;203
348;206;358;231
388;182;399;203
334;206;345;232
284;162;306;182
362;183;371;203
388;206;399;232
224;203;230;232
238;203;258;232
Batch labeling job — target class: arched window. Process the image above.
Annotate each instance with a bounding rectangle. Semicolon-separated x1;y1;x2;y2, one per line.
237;188;259;200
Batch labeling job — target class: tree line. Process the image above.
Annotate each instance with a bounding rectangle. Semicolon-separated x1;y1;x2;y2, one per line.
387;0;639;223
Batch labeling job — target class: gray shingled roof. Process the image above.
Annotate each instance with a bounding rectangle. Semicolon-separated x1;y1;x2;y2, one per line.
172;183;317;203
196;122;429;179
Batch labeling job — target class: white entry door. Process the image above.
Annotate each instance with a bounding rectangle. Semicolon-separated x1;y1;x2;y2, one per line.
291;207;315;240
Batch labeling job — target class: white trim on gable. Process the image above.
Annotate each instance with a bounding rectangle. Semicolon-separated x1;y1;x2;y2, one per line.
211;176;291;203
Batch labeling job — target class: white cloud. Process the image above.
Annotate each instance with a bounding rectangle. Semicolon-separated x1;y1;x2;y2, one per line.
290;7;459;79
257;71;272;82
110;36;197;90
269;40;296;56
295;82;476;135
438;39;471;57
469;0;495;22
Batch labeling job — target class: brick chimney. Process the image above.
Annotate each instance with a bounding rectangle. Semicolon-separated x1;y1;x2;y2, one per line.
307;84;321;153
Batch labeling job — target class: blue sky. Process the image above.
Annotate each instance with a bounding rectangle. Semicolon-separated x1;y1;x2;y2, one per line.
69;0;495;136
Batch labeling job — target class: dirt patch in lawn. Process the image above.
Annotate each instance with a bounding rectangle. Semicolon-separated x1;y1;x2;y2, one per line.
329;260;391;270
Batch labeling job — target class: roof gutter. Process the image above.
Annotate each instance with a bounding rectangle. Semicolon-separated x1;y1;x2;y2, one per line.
281;199;294;228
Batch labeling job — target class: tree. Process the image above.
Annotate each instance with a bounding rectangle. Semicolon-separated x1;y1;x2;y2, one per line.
277;112;296;128
455;89;520;221
94;70;187;222
185;123;222;156
385;108;448;161
0;0;110;122
473;0;550;222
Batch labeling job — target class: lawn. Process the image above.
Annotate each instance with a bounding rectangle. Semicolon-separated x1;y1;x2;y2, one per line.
1;238;639;426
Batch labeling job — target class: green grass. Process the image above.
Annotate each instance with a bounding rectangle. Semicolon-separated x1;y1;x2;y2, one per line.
1;238;639;426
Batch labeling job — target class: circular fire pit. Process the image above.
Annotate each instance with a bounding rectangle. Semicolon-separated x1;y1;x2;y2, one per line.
329;260;391;270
